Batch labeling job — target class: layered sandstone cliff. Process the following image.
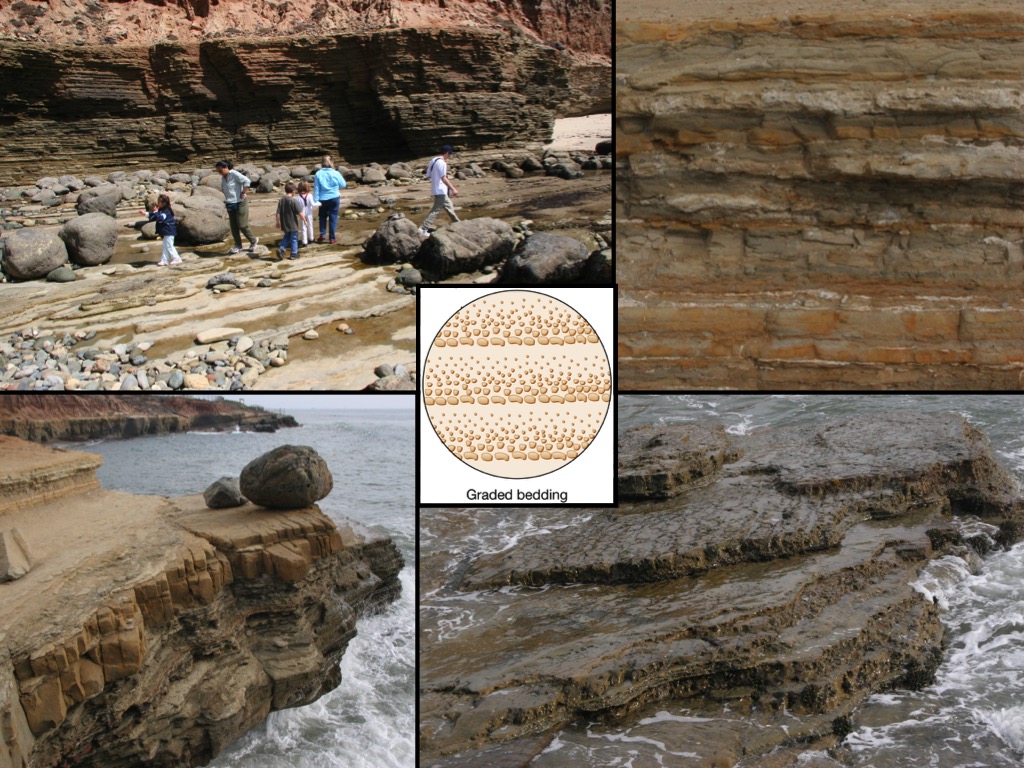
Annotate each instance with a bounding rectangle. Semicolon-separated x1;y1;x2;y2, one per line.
0;437;402;768
0;0;610;184
420;413;1024;766
617;6;1024;389
0;394;296;442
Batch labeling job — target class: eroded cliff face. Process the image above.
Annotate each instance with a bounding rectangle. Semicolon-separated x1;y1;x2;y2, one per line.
0;394;296;442
0;0;610;184
0;436;402;768
420;413;1024;766
617;11;1024;389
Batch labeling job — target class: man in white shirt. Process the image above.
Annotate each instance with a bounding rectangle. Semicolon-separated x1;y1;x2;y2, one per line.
419;145;460;237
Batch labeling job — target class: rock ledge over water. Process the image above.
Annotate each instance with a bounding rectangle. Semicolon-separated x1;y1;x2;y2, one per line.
0;437;403;768
421;412;1024;767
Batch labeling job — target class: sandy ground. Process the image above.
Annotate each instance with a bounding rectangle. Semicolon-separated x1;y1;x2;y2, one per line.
543;114;611;152
620;0;1024;22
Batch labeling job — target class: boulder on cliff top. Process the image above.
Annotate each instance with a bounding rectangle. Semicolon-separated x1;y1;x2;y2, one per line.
60;212;118;267
0;528;32;583
239;445;333;509
1;228;69;281
203;477;246;509
498;232;591;285
415;218;516;277
362;214;423;264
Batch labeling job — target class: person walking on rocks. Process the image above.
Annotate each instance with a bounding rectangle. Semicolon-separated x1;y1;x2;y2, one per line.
313;155;346;244
296;180;315;248
217;160;259;254
275;182;306;261
141;194;182;267
419;145;460;237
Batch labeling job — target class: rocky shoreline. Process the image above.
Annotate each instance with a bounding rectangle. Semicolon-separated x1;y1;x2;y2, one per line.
420;413;1024;766
0;143;610;391
0;393;297;441
0;437;403;768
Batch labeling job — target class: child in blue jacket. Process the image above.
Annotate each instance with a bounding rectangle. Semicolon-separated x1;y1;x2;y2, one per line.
141;194;182;266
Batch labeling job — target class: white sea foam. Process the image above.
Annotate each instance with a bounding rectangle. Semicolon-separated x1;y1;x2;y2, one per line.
978;707;1024;754
725;413;755;435
636;711;715;725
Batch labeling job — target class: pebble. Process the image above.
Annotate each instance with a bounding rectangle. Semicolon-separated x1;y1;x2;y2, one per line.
302;329;319;340
0;327;289;392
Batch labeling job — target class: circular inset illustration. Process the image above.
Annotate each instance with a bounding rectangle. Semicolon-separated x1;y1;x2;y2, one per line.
423;290;611;479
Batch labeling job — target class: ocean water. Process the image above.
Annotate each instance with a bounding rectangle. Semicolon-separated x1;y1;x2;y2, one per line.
64;406;414;768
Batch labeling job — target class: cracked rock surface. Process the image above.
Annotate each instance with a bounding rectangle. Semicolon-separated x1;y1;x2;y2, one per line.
420;412;1024;767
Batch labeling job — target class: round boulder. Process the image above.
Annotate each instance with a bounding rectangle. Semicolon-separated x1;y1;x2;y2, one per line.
239;445;334;509
176;194;230;245
386;162;415;180
548;161;585;180
46;266;77;283
2;228;69;281
498;232;590;284
60;212;118;266
203;476;247;509
362;214;423;264
415;218;516;278
76;183;123;217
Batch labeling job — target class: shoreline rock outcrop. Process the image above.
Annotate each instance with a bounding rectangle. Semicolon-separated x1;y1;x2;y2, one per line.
0;394;297;442
0;26;608;186
420;412;1024;766
0;436;403;768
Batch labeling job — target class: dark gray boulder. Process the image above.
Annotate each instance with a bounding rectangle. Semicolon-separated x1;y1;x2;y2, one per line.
415;218;516;277
498;232;590;284
363;214;422;264
239;445;333;509
203;476;247;509
46;266;77;283
60;212;118;266
76;183;123;217
2;229;68;281
585;247;613;284
548;161;585;180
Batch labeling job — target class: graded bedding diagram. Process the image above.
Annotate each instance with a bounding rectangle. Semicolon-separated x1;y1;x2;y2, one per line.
423;290;612;480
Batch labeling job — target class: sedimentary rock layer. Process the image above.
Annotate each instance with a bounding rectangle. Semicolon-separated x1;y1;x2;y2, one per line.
420;412;1024;766
0;394;296;441
0;437;402;768
0;27;607;185
617;11;1024;389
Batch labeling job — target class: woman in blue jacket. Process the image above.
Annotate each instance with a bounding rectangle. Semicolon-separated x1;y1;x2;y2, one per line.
313;155;347;244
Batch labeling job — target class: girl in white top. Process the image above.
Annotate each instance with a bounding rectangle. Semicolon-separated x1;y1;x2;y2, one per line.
296;180;316;247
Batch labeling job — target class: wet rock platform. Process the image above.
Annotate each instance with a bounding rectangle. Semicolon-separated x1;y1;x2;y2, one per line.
420;412;1024;767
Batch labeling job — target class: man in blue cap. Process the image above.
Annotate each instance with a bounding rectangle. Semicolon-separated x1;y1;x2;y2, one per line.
419;145;460;237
